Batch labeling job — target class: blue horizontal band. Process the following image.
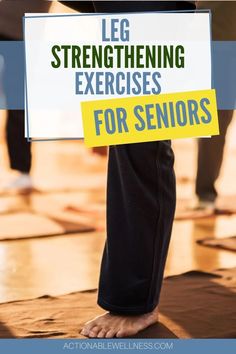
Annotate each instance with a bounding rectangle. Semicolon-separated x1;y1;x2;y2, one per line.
0;339;236;354
0;41;235;110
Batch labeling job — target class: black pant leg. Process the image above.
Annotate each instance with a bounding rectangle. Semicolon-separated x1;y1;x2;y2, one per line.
98;141;176;315
6;109;32;173
96;0;193;316
0;35;31;174
93;1;195;12
196;110;234;202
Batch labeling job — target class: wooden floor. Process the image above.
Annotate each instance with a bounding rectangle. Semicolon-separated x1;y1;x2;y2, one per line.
0;111;235;303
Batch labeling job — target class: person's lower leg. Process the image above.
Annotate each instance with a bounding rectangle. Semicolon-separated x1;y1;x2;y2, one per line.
81;141;176;338
196;110;233;204
6;110;32;174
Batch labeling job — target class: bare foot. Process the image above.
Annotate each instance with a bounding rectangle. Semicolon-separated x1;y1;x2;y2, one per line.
80;306;158;338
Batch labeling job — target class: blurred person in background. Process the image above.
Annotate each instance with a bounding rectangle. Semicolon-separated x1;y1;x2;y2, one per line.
194;1;236;211
0;0;51;193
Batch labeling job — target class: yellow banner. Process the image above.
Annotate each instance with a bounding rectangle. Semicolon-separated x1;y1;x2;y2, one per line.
81;90;219;147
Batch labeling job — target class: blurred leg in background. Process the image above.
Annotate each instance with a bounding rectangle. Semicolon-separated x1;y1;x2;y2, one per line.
5;109;32;192
196;110;234;208
0;34;32;193
195;1;236;210
0;1;51;193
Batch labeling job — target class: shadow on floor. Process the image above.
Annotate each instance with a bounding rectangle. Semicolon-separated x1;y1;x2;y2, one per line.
159;269;236;338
